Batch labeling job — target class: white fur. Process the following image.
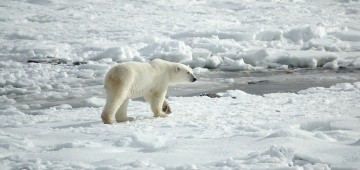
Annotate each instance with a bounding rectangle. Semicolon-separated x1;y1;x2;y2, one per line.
101;59;196;124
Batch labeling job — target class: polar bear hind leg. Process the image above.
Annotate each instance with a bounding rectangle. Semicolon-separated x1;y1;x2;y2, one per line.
115;99;134;122
101;92;126;124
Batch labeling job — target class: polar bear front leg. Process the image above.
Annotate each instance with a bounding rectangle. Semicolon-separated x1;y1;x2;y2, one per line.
115;99;134;123
162;100;172;114
145;91;168;118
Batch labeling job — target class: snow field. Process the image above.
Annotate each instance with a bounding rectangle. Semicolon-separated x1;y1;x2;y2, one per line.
1;0;360;169
1;83;360;169
1;0;360;71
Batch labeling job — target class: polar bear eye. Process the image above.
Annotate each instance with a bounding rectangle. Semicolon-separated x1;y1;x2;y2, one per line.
187;72;190;74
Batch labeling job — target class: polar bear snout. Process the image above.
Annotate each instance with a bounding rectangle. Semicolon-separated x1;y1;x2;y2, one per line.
188;73;196;82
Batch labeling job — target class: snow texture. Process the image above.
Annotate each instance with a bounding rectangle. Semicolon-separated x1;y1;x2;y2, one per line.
1;0;360;169
1;0;360;70
1;83;360;169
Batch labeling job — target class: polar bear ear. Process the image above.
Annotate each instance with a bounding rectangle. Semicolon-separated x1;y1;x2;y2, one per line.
176;66;181;72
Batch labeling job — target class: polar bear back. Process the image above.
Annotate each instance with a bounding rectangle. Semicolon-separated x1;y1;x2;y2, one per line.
104;60;171;99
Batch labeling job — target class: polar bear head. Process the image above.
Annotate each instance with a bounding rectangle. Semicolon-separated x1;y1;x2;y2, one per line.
170;64;197;84
151;59;197;84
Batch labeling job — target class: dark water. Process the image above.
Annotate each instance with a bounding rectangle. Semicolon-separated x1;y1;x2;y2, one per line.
169;68;360;96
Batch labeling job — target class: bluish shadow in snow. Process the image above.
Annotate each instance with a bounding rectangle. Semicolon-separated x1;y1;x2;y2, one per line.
52;121;99;129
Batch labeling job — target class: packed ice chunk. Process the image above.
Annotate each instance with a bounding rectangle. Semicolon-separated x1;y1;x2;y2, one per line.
91;47;139;62
332;31;360;42
242;49;270;66
220;57;253;71
152;41;193;63
82;97;105;108
275;51;338;68
285;26;327;44
322;60;339;69
255;29;283;41
204;55;222;69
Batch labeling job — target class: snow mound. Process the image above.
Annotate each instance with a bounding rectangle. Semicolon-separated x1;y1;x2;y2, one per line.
82;97;105;108
115;133;167;153
292;154;326;167
0;95;16;105
220;58;253;71
171;31;255;41
216;146;295;168
77;63;110;71
300;118;360;142
91;47;139;62
255;29;283;41
51;141;102;151
27;14;57;23
204;55;222;69
299;82;360;94
299;120;332;131
322;60;339;69
313;132;337;142
352;139;360;146
13;78;36;88
7;31;38;40
1;156;94;170
224;89;260;99
264;130;295;138
26;0;53;5
7;42;71;62
0;132;34;152
239;146;329;168
242;49;270;66
140;40;192;63
330;120;360;131
0;107;25;116
257;146;295;166
121;160;162;169
263;129;316;140
275;51;338;68
285;26;327;44
332;31;360;42
193;67;209;74
303;38;350;52
351;58;360;68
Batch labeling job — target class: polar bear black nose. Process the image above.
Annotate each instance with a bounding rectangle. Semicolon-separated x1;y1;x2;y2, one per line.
192;78;197;82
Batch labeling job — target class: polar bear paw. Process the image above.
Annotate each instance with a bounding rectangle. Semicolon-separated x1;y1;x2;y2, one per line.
154;113;168;118
126;117;135;122
116;117;135;123
101;114;113;124
162;104;172;114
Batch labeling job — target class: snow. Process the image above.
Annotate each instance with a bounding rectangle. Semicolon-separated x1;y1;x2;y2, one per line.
1;0;360;169
90;47;140;63
2;0;360;70
1;82;360;169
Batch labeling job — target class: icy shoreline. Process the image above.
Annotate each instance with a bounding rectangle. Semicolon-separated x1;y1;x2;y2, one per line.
170;67;360;96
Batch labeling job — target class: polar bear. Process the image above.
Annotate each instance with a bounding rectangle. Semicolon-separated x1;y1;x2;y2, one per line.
101;59;197;124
